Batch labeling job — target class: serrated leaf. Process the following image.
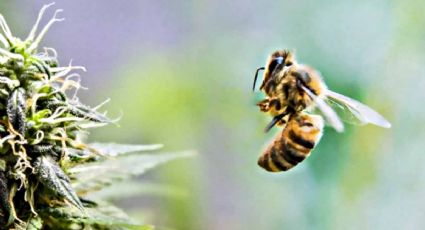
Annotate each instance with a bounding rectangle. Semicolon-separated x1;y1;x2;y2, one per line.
39;201;151;229
68;100;112;123
33;156;84;212
7;87;26;134
84;201;135;226
45;100;111;123
70;151;196;194
89;143;163;157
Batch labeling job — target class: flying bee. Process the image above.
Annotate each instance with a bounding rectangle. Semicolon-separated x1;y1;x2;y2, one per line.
258;113;323;172
253;50;391;172
253;50;391;133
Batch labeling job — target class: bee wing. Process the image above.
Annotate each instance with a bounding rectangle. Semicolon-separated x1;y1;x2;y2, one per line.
300;85;344;132
325;89;391;128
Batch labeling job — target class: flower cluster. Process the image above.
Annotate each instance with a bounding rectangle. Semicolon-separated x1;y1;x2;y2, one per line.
0;3;114;228
0;3;193;229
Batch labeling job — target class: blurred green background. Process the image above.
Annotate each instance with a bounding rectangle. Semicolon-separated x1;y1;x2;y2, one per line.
1;0;425;229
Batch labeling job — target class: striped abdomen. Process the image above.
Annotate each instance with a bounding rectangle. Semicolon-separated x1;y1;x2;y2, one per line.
258;113;324;172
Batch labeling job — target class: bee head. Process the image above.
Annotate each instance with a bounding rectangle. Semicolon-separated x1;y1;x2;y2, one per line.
252;50;296;92
260;50;295;89
269;50;294;70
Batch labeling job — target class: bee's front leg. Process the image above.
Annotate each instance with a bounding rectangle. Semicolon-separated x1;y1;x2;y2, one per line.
257;97;282;113
256;98;270;112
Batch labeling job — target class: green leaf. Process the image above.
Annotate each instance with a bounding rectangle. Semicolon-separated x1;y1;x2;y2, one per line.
68;100;112;123
66;147;97;163
31;109;51;121
0;160;6;171
45;100;112;123
89;143;164;157
0;124;5;132
7;87;26;135
70;151;196;194
39;201;152;229
84;201;135;226
25;216;43;230
33;156;85;212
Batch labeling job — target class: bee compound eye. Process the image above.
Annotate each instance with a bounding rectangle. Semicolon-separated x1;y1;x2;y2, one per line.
275;57;284;65
268;57;284;73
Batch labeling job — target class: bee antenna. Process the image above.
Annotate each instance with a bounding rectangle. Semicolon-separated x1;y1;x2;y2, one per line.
252;67;265;91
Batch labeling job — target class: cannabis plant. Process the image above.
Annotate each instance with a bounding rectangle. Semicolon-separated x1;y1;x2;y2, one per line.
0;3;192;229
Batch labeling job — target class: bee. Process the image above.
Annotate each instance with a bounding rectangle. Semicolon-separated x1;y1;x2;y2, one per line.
258;113;324;172
253;50;391;172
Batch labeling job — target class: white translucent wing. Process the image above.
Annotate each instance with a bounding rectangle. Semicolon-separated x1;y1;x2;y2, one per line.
324;97;365;126
325;89;391;128
300;85;344;132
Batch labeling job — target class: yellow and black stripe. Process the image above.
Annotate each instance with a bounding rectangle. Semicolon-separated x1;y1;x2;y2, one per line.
258;113;323;172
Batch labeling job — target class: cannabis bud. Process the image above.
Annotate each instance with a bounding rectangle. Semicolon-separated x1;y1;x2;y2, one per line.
0;3;192;230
